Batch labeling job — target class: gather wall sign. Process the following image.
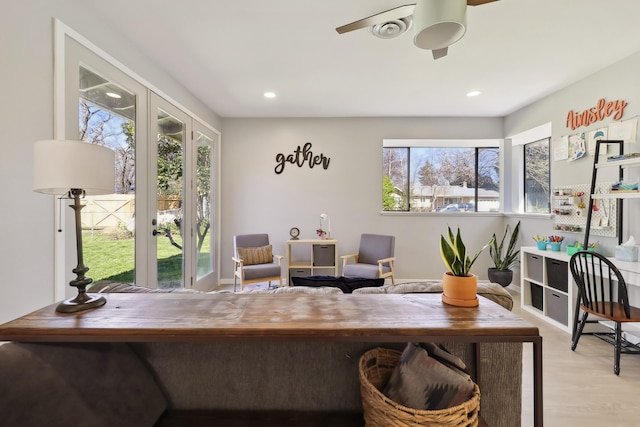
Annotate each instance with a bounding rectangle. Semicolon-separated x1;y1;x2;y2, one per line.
565;97;628;130
275;142;331;174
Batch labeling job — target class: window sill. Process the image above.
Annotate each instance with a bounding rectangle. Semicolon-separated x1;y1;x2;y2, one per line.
380;211;504;218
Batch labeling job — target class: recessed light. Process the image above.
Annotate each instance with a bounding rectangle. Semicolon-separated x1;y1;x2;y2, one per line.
264;92;276;99
106;92;122;99
466;90;481;97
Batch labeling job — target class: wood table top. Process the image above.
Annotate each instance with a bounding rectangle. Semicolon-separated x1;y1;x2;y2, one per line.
0;293;539;343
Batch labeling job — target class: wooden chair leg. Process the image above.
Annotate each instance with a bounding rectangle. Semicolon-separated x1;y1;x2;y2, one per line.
571;311;588;351
614;322;622;375
233;276;237;293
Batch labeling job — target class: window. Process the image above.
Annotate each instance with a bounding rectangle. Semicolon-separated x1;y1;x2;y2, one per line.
383;140;501;212
524;138;550;213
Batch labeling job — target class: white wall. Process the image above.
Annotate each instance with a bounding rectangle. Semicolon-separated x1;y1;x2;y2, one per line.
505;52;640;256
0;1;220;324
220;117;505;282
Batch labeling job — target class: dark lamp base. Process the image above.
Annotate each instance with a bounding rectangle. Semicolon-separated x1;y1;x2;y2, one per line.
56;293;106;313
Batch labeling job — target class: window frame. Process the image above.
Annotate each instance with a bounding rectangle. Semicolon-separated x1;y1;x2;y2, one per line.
382;139;503;214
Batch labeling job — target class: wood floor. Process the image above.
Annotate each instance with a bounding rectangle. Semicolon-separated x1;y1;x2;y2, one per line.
509;286;640;427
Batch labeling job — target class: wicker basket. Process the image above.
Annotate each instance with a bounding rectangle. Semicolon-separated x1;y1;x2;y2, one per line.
359;347;480;427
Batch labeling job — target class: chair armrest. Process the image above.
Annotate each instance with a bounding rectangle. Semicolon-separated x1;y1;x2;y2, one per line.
232;256;244;267
274;254;284;266
341;253;359;267
377;257;396;282
377;256;395;265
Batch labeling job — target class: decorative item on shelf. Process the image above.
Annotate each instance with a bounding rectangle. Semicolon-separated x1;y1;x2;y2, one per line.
439;226;493;307
319;212;331;239
488;221;520;287
548;235;564;252
615;236;639;262
566;240;599;256
611;180;639;193
568;195;582;205
33;140;115;313
289;227;300;240
607;152;640;162
533;235;548;251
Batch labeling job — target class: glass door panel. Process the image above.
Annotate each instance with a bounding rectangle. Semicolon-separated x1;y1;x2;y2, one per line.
155;108;186;289
77;66;137;285
196;130;214;280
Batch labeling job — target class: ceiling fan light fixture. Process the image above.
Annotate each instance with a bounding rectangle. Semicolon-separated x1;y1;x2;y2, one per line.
371;16;413;39
413;0;467;50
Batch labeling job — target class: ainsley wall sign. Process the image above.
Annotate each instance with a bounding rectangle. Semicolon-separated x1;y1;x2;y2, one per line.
566;98;628;130
275;142;331;174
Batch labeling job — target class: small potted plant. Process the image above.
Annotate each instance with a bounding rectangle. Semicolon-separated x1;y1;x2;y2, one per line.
488;221;521;287
440;226;493;307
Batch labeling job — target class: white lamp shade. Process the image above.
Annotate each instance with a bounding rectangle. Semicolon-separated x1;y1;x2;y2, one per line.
33;140;115;195
413;0;467;50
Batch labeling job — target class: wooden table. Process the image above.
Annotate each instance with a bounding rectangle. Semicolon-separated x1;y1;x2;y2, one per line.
0;293;542;426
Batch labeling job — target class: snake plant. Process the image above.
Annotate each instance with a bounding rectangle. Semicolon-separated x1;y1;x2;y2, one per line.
440;226;493;277
489;221;521;271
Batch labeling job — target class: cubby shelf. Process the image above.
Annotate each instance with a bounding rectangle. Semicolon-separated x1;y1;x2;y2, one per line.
285;239;338;285
520;246;576;334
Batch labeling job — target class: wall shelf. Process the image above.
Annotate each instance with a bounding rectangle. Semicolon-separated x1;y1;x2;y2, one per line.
552;183;616;237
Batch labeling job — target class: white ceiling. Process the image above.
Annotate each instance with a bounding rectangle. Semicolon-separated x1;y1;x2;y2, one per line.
83;0;640;118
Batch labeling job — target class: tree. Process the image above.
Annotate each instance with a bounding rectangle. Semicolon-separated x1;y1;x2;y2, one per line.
417;159;438;186
382;147;408;210
79;100;134;194
478;148;499;191
525;140;550;211
195;144;211;252
117;122;135;193
382;175;396;210
155;133;213;255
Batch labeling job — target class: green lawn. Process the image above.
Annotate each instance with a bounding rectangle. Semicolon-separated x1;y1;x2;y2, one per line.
83;230;211;288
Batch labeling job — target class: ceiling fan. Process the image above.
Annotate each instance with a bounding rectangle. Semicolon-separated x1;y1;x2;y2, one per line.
336;0;499;60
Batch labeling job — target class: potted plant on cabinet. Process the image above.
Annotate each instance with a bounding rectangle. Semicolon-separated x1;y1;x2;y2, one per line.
488;221;521;287
440;226;493;307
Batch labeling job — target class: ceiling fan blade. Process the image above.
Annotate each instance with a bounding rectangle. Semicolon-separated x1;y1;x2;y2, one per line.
336;4;415;34
432;47;448;60
467;0;499;5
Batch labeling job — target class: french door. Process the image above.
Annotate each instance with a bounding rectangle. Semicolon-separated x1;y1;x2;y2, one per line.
59;28;218;298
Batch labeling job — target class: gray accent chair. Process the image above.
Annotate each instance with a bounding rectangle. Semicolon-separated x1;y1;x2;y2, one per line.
233;233;283;292
341;233;396;284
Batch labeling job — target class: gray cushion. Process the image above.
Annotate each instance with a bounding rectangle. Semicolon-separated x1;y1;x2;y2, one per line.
343;263;390;279
234;233;270;250
243;286;344;294
89;281;204;294
241;263;282;280
357;233;395;265
0;342;167;427
352;281;513;311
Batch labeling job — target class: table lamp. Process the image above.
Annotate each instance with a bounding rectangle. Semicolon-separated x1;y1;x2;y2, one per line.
33;140;115;313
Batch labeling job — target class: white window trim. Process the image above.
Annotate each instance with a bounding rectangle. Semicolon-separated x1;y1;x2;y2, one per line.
506;122;552;215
